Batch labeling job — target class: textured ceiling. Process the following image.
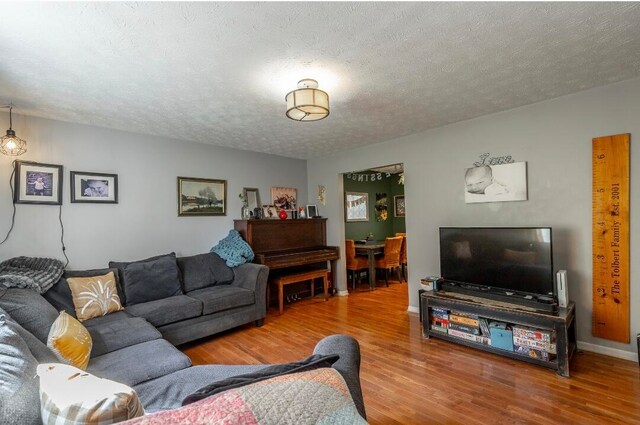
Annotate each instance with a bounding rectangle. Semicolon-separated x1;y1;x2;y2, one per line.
2;2;640;159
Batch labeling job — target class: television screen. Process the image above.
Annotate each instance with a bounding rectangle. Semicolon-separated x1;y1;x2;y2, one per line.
439;227;554;296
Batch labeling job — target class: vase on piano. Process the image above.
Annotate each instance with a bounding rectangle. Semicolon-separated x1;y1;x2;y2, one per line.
241;205;251;219
278;209;288;220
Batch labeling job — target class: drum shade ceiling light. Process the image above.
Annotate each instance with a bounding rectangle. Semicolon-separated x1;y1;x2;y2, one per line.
0;104;27;156
285;79;329;122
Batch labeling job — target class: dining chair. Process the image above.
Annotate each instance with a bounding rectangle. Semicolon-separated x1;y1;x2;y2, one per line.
396;232;407;282
345;239;369;291
374;236;403;286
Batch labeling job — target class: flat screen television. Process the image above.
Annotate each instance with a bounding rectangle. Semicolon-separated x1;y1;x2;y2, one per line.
439;227;554;298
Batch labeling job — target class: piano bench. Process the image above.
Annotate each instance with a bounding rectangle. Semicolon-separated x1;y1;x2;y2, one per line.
270;269;329;315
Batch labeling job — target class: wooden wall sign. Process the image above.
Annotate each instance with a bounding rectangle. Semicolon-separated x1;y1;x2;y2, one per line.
592;133;630;343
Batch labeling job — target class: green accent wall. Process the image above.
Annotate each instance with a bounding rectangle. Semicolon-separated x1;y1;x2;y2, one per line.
343;172;405;241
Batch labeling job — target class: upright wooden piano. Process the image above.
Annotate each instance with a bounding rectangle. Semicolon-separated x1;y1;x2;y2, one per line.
233;218;340;289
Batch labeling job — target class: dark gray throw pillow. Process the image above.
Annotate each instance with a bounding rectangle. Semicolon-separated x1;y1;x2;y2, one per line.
44;268;122;318
182;353;339;406
121;254;182;306
110;253;180;305
177;253;234;293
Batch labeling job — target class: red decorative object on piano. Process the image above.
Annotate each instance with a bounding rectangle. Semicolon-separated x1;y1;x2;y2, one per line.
279;209;288;220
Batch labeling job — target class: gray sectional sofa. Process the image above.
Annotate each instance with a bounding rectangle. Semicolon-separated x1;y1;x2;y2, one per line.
0;251;366;424
46;252;268;345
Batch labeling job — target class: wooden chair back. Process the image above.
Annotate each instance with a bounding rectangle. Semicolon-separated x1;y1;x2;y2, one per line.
345;239;358;269
396;233;407;265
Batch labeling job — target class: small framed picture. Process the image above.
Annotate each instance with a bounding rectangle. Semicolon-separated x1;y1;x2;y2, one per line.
345;191;369;222
262;205;278;219
14;161;63;205
177;177;227;216
394;195;405;217
306;205;318;218
70;171;118;203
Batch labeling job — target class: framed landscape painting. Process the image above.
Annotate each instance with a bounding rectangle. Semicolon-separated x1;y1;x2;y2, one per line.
177;177;227;216
70;171;118;203
14;161;63;205
394;195;405;217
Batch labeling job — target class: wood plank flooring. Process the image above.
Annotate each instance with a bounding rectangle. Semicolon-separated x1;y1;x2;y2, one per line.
181;282;640;424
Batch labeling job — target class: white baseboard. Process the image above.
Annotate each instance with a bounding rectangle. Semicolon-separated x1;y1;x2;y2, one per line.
577;341;638;362
336;290;349;297
407;306;420;314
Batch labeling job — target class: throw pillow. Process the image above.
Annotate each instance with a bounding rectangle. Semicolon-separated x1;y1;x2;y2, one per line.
47;311;92;370
0;314;43;425
37;363;144;424
44;268;124;318
177;252;234;293
211;229;255;267
67;271;123;321
127;368;366;425
110;253;182;306
0;287;59;343
183;353;339;405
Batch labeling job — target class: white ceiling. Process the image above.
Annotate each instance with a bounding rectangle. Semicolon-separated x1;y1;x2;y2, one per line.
2;2;640;159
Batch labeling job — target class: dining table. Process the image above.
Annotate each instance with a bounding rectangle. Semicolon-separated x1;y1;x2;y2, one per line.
354;240;385;290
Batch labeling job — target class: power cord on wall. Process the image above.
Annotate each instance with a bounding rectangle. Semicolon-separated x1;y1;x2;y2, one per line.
1;160;69;267
0;160;17;245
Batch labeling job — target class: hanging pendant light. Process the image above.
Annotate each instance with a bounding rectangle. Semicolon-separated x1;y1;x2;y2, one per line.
285;79;329;122
0;104;27;156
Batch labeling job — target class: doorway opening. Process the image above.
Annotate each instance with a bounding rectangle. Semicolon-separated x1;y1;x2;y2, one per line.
342;163;407;293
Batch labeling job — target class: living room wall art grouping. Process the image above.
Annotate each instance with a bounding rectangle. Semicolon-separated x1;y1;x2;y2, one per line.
11;160;118;206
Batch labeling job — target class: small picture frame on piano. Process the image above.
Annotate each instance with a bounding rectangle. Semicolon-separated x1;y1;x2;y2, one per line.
262;205;278;219
306;205;318;218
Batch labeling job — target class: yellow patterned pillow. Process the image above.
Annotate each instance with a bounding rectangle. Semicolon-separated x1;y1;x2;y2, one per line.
67;271;123;321
47;311;92;370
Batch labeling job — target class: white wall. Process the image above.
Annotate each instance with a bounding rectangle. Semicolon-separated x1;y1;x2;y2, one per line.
0;115;307;268
307;77;640;360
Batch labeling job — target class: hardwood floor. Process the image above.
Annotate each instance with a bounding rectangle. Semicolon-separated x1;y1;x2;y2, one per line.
181;282;640;424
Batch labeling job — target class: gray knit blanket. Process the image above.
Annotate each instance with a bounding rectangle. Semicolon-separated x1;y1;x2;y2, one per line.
0;256;65;294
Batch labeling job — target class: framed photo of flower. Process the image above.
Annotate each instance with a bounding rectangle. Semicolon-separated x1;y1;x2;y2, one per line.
70;171;118;203
177;177;227;216
13;161;63;205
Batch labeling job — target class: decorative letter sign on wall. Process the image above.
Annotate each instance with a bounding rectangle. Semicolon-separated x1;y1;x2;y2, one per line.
592;133;630;343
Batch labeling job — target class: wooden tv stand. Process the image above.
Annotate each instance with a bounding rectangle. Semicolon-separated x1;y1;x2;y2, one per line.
420;290;576;377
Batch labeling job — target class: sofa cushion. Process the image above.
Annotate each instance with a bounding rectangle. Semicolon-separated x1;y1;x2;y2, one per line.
44;268;124;318
125;295;203;327
0;314;42;425
187;285;254;315
82;310;133;327
87;316;161;358
47;311;93;370
0;307;58;363
177;252;234;292
121;254;183;306
88;339;191;387
109;253;180;305
38;363;145;424
67;271;124;321
0;287;59;343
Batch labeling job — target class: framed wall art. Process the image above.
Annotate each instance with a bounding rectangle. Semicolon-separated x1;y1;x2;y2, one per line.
14;161;63;205
464;162;528;204
345;191;369;222
177;177;227;216
70;171;118;203
394;195;405;217
271;186;297;210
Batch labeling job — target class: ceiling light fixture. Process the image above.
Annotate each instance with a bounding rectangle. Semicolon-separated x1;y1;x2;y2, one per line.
285;79;329;122
0;104;27;156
